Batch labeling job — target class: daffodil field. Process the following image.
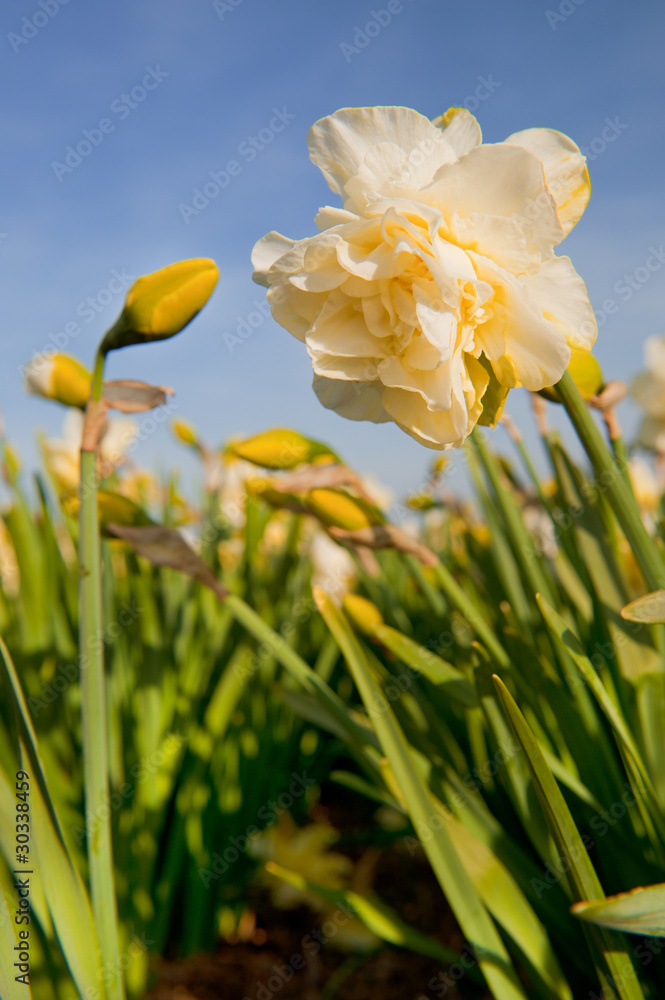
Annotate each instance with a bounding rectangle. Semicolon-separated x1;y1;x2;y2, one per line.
3;106;665;1000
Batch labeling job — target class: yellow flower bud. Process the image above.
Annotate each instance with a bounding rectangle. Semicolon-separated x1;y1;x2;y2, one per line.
229;427;338;470
342;593;384;634
407;494;438;511
540;348;604;403
304;488;384;531
99;258;218;353
24;353;92;409
171;418;200;448
62;489;153;536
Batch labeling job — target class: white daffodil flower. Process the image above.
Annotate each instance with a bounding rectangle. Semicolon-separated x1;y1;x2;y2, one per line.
253;106;596;449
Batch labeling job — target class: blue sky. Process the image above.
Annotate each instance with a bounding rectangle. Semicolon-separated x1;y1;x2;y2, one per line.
2;0;664;501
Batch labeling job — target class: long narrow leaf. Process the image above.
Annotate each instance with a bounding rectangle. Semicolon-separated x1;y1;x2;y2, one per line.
315;587;529;1000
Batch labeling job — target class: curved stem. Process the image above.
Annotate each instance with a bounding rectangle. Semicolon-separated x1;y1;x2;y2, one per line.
556;370;665;593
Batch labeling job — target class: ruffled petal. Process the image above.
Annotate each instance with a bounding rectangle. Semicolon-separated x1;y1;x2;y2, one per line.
378;356;454;409
251;232;297;285
523;255;597;349
504;128;590;237
307;292;388;358
432;107;482;158
382;379;473;449
308;107;455;205
267;283;326;342
313;374;391;423
424;143;564;256
470;254;571;390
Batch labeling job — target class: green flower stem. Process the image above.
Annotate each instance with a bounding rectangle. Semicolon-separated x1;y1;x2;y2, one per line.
79;350;125;1000
556;370;665;593
431;561;511;671
224;593;383;783
470;428;557;606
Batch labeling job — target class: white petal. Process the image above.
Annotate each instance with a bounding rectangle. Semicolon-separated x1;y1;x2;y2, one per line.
432;107;483;158
361;294;393;338
307;292;388;358
632;372;665;420
382;383;471;449
23;354;53;396
378;356;453;409
412;284;458;365
313;374;391;423
471;255;571;390
267;283;326;342
308;107;454;201
315;206;360;231
505;128;590;237
644;335;665;381
638;415;665;452
450;212;532;274
424;143;564;256
251;232;297;285
289;236;347;292
311;353;381;381
523;255;597;349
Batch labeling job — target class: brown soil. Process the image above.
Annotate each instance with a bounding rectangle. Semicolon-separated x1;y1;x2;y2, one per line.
143;826;492;1000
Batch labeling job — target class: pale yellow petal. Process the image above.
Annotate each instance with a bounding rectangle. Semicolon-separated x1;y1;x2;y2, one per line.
504;127;590;237
523;255;597;349
312;374;391;423
432;107;482;157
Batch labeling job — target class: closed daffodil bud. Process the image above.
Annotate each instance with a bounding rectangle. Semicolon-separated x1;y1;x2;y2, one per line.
171;418;200;449
342;593;384;635
229;428;338;470
407;493;438;511
540;348;604;403
304;488;384;531
99;258;219;354
62;489;154;536
24;353;92;409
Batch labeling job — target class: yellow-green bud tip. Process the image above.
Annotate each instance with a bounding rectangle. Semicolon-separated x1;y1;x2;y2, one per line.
342;593;384;634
